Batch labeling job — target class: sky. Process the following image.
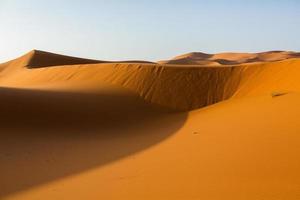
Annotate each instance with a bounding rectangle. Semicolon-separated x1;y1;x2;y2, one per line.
0;0;299;62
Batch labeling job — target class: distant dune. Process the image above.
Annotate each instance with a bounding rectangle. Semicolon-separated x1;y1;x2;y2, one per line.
159;50;300;66
0;50;155;71
1;50;300;200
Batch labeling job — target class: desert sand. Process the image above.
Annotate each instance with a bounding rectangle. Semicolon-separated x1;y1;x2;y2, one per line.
1;50;300;200
159;51;300;66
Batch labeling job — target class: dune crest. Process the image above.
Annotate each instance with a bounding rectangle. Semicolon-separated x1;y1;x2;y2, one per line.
1;50;300;110
25;50;106;68
0;50;155;73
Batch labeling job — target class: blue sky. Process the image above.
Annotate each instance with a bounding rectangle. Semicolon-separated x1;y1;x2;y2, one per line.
0;0;299;62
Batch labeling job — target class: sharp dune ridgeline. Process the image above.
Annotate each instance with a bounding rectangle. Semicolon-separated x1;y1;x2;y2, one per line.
1;50;300;200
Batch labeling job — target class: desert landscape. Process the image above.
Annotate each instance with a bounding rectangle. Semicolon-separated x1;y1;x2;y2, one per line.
1;49;300;199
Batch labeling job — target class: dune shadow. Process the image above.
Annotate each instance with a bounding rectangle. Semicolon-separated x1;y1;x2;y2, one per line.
0;87;187;197
213;59;239;65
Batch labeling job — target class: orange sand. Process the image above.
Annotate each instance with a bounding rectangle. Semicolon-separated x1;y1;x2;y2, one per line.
159;51;300;66
1;50;300;200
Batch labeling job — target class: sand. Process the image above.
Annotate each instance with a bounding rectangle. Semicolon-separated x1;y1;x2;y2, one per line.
159;51;300;65
1;50;300;200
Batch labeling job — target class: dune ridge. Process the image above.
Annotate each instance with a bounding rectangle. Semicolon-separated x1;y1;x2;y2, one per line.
1;50;300;110
0;52;244;110
0;50;154;72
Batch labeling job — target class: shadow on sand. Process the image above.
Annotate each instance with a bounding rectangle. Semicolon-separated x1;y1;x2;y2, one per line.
0;87;187;197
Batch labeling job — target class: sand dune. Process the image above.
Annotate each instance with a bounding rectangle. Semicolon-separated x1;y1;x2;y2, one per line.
1;51;300;110
159;50;300;66
1;50;300;199
0;50;154;72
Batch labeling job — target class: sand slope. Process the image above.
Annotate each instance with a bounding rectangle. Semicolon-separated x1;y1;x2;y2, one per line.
8;93;300;200
1;51;300;110
1;50;300;200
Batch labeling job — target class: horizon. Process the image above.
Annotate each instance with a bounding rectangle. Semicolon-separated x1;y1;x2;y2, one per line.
3;49;300;63
1;0;300;62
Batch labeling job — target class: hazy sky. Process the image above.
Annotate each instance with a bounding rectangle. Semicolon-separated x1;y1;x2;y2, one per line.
0;0;299;62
